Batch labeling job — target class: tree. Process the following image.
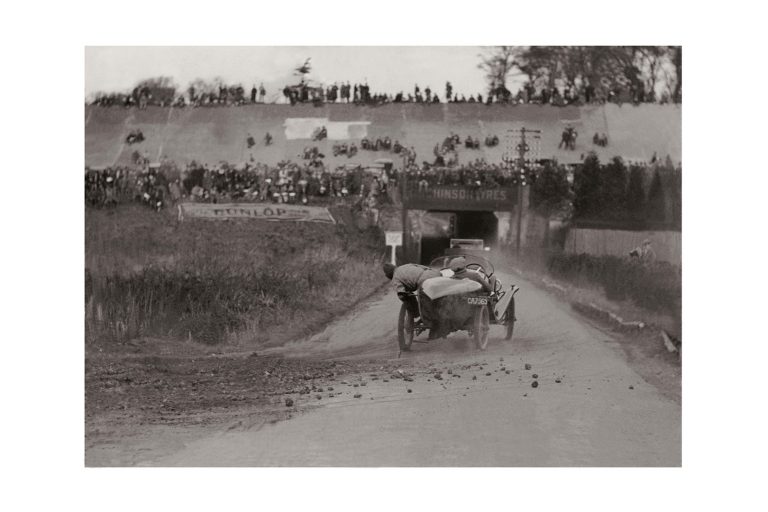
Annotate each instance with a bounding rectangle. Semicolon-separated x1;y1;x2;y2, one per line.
646;169;666;223
625;165;647;222
668;166;682;229
513;46;559;88
633;46;671;100
532;162;571;213
670;46;682;103
497;46;659;101
478;46;521;96
573;152;603;219
600;156;629;220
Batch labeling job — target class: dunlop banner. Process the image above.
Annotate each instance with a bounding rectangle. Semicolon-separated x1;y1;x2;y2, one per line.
178;202;336;223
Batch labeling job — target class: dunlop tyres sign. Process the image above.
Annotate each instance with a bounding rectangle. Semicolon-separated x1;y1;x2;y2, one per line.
178;202;336;223
403;185;517;211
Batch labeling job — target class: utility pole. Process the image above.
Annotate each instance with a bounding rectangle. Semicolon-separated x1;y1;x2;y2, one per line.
400;152;408;264
506;127;541;257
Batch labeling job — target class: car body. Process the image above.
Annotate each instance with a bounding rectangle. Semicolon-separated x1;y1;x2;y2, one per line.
397;253;518;352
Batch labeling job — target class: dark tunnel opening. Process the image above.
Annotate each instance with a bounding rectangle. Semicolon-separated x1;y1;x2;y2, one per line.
419;211;498;264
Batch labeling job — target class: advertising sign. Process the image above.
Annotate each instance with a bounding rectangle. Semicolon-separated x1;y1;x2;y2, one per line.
178;202;336;223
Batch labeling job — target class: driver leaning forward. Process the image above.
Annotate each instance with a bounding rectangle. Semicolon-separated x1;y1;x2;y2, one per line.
382;263;440;324
447;256;497;292
383;258;497;340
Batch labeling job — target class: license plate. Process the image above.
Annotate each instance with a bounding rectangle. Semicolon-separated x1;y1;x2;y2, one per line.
467;297;488;305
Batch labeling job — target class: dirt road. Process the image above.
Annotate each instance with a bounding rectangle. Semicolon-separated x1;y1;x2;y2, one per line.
86;270;680;466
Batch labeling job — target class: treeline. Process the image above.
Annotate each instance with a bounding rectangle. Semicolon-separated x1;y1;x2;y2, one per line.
525;154;682;230
572;154;681;229
481;46;682;104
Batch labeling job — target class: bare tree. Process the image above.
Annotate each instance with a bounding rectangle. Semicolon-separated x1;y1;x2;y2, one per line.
670;46;682;103
478;46;521;93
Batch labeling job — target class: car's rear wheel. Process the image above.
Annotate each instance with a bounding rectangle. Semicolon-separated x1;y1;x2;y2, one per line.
397;303;414;352
504;296;516;340
473;305;490;350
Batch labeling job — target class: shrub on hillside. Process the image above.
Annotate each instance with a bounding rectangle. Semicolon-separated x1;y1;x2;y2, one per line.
85;206;386;345
546;252;681;314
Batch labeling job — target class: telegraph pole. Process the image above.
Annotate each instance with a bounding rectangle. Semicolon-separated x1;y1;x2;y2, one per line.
400;152;408;263
514;128;529;256
506;127;541;257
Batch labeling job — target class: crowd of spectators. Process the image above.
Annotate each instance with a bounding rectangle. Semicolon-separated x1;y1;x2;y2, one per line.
91;83;270;108
85;160;394;211
90;77;678;109
402;158;539;191
85;156;545;216
85;165;170;211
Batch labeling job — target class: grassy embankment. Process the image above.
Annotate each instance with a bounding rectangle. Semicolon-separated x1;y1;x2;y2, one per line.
85;205;386;349
509;246;681;337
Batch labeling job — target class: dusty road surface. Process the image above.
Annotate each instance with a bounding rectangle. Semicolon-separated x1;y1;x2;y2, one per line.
86;270;681;467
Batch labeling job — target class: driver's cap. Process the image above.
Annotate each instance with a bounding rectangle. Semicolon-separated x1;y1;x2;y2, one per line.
449;257;467;273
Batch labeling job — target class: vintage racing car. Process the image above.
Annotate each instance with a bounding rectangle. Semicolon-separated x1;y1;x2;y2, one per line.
397;254;519;352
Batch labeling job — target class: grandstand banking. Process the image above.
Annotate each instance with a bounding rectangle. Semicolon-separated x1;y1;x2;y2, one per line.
84;103;681;168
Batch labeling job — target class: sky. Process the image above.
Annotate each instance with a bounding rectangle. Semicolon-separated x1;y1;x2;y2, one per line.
85;46;526;101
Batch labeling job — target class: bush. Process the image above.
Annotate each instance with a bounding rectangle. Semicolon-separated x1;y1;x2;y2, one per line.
546;252;681;314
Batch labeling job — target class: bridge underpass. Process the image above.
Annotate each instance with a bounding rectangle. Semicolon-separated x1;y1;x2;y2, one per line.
419;211;500;264
401;181;529;265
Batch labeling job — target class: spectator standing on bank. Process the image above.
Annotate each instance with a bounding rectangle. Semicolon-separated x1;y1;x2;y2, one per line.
629;239;656;263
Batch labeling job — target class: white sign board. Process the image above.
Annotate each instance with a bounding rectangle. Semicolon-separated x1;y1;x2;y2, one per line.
385;231;403;247
385;231;403;265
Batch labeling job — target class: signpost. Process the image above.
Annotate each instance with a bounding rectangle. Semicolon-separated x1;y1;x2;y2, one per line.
385;230;403;265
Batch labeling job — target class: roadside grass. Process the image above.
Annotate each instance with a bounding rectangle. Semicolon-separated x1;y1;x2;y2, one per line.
503;247;681;337
545;252;681;315
85;205;386;348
